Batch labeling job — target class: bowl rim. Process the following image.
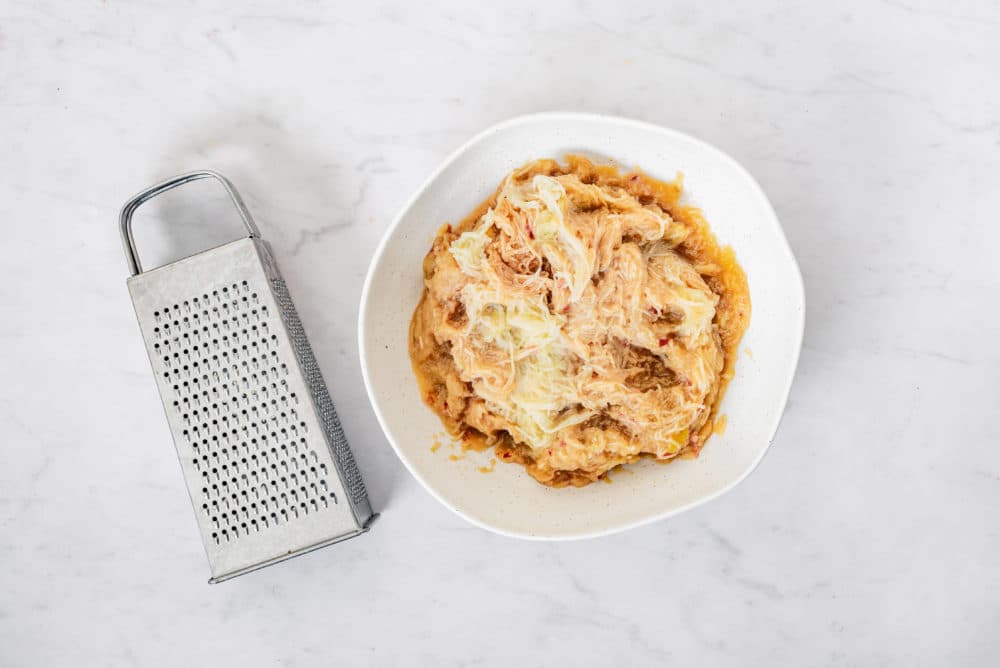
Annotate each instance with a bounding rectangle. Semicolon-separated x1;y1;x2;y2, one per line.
358;111;805;540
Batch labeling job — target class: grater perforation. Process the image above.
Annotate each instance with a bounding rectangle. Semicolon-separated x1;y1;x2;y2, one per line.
269;276;370;507
120;170;374;582
150;277;335;539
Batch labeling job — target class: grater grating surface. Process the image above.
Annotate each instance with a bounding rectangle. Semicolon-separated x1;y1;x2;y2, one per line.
121;171;374;582
269;276;369;507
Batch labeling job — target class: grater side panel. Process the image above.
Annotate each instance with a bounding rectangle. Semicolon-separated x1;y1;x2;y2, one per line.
127;238;367;581
257;245;372;524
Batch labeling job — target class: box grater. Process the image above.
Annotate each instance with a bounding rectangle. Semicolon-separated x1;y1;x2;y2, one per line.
120;170;375;583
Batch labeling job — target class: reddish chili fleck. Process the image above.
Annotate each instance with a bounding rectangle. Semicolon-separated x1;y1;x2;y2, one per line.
658;338;668;346
443;401;448;410
502;452;511;459
547;449;553;456
526;223;534;240
630;174;639;181
561;305;570;314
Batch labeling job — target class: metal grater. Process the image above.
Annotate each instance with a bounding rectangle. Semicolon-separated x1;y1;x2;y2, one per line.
119;170;375;583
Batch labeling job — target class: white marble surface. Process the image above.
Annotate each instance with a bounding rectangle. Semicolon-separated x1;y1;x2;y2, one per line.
1;1;998;665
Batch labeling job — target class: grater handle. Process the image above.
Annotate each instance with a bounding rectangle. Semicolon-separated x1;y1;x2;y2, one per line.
119;170;261;276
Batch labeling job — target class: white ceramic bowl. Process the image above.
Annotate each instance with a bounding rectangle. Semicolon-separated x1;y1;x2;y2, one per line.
359;112;804;539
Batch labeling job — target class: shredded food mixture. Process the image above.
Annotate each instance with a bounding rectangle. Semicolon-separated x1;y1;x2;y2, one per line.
409;156;750;487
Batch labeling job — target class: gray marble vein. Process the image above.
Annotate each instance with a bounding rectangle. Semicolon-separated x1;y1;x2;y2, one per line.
0;0;997;665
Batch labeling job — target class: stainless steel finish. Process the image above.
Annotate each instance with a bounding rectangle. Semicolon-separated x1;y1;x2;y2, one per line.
120;170;260;276
122;172;374;583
